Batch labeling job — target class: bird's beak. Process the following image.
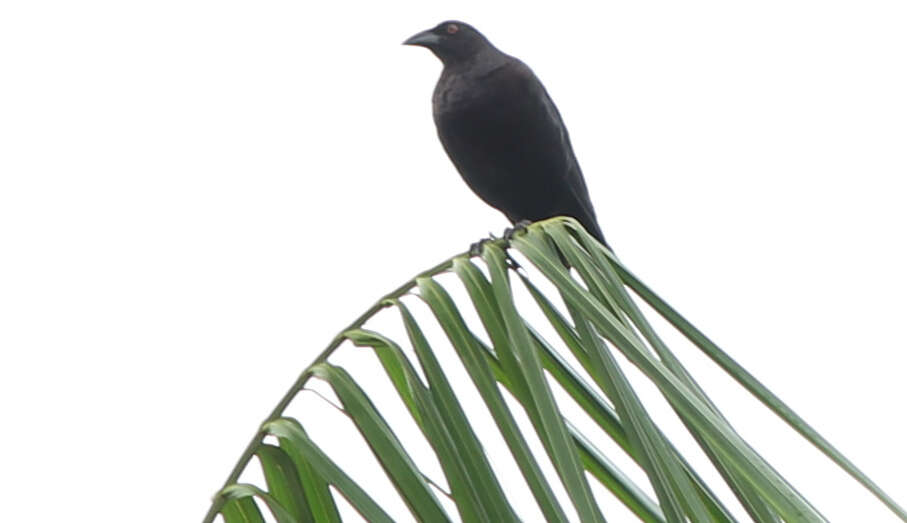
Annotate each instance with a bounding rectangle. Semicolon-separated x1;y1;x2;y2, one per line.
403;29;440;47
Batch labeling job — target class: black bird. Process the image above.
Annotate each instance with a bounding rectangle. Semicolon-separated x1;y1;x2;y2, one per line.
404;21;609;249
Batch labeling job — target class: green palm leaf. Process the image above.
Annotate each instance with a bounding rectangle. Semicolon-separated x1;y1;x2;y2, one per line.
202;217;905;523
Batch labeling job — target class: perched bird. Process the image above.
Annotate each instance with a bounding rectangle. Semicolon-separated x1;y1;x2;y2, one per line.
403;20;609;249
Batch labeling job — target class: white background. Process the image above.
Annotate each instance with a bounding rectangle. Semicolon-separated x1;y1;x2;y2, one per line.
1;1;905;521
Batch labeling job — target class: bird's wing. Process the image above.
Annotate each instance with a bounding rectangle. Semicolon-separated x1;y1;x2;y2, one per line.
519;63;606;243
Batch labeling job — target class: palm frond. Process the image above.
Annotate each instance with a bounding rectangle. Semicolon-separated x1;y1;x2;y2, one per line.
203;217;905;523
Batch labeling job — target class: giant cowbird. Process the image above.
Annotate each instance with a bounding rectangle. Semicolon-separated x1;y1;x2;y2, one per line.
404;20;609;249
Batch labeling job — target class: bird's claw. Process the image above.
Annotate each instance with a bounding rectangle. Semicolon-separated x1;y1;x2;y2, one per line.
503;220;532;241
505;253;522;270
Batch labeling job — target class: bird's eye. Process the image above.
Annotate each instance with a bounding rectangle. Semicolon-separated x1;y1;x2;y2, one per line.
446;23;459;34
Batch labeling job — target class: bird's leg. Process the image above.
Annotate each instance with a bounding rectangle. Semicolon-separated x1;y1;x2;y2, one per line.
503;220;533;241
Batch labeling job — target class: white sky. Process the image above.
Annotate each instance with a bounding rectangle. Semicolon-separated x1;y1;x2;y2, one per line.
1;1;906;521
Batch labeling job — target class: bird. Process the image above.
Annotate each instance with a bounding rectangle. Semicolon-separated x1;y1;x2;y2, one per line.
403;20;610;250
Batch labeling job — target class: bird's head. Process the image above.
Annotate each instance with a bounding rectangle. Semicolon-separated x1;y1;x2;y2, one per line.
403;21;493;65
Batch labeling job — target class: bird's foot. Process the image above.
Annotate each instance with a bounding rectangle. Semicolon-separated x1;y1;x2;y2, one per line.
469;233;498;257
503;220;533;242
468;235;523;270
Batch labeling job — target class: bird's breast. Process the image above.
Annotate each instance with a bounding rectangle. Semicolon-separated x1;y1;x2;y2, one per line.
433;76;486;116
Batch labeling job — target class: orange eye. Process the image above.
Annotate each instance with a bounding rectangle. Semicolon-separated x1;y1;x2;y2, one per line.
446;24;459;34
